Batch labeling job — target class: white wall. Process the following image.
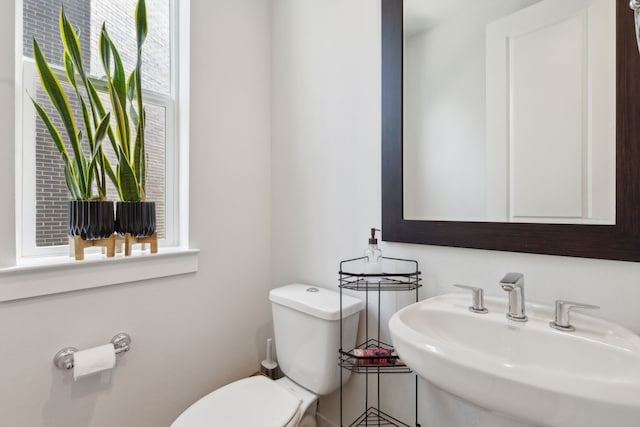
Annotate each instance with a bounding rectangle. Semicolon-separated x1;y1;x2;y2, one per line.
0;1;272;426
404;4;489;221
271;0;640;426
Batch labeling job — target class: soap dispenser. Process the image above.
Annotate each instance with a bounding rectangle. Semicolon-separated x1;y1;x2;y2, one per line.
364;228;382;274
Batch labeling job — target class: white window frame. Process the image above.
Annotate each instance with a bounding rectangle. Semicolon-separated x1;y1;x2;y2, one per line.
19;1;178;258
0;0;197;301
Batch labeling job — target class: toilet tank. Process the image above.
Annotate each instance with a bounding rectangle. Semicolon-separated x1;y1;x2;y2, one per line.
269;284;364;395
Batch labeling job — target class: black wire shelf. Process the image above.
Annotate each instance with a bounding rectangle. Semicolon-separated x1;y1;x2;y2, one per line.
339;255;421;427
349;407;413;427
339;257;421;291
339;339;412;374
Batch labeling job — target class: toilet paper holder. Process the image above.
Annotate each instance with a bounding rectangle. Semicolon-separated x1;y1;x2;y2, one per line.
53;333;131;370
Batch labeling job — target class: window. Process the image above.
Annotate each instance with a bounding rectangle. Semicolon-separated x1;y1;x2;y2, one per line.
0;0;194;301
19;0;178;258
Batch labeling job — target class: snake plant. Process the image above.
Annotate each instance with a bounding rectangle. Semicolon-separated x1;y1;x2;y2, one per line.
31;0;148;202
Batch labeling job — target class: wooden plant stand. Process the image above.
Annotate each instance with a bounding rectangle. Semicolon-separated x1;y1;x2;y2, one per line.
122;232;158;256
70;235;116;261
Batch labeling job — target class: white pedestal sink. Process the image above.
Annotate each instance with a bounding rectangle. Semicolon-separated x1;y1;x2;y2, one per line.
389;294;640;427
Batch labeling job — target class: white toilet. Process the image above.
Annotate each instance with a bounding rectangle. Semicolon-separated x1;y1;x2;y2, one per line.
171;283;364;427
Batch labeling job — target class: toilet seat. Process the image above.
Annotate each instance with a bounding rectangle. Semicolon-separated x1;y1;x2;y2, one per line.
171;376;301;427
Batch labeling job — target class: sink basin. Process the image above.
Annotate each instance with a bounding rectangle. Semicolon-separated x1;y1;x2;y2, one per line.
389;293;640;427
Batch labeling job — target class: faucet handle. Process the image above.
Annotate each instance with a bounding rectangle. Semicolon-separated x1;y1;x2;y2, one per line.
454;284;488;314
550;300;600;332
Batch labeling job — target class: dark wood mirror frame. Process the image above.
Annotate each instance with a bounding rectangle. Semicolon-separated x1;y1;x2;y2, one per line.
382;0;640;262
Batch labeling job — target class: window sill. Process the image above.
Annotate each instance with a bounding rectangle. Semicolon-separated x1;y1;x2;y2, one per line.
0;247;199;302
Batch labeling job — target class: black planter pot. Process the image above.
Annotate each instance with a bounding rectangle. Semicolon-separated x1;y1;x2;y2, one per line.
68;200;115;240
115;201;156;237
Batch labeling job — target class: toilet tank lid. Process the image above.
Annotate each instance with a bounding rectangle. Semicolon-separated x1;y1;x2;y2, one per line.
270;284;364;321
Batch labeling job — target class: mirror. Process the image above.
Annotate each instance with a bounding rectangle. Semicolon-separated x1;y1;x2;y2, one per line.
381;0;640;261
403;0;616;224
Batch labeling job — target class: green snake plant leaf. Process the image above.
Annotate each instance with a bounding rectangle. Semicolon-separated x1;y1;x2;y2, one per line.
86;77;120;198
87;118;111;197
29;95;73;173
126;71;135;101
64;51;76;90
135;0;148;51
91;92;116;201
94;112;111;147
110;41;130;153
64;165;82;200
108;80;129;156
75;103;101;197
78;96;94;149
133;0;147;199
87;79;119;155
101;26;127;117
117;145;140;201
62;14;98;135
101;26;130;159
87;78;106;117
110;39;127;113
32;37;87;197
126;71;139;128
86;114;111;185
129;68;143;190
90;114;110;169
99;23;111;78
59;7;87;83
97;154;107;199
134;108;145;193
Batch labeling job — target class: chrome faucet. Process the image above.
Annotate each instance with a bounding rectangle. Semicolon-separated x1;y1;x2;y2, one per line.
453;284;488;314
550;300;599;332
500;272;527;322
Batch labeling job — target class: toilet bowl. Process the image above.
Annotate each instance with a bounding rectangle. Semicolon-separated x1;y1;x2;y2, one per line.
170;284;363;427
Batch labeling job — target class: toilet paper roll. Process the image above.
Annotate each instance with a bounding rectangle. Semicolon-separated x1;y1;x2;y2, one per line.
73;343;116;381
